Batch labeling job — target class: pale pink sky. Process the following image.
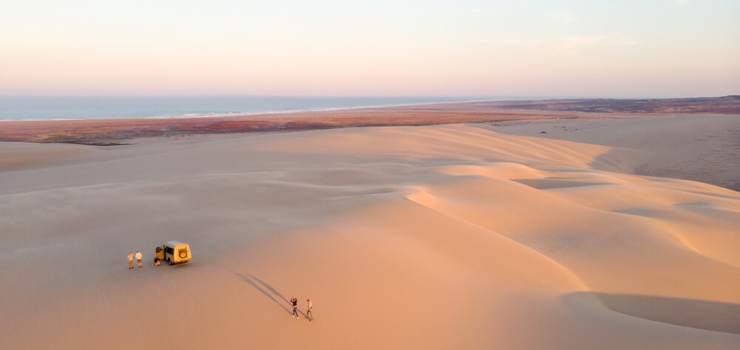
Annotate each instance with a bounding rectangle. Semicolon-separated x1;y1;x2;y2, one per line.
1;1;738;97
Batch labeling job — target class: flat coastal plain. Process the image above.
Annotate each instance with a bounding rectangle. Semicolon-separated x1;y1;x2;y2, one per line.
1;99;739;349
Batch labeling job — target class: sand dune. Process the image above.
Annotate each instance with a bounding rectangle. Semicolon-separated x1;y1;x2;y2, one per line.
1;122;738;349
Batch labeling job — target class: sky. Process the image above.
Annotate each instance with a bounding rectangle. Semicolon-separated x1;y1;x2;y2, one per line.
1;0;738;98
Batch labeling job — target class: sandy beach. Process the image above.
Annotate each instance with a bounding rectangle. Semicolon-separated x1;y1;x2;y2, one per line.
1;104;739;349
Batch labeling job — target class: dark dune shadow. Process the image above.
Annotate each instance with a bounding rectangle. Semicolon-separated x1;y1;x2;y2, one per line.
564;292;740;335
513;179;609;190
611;208;663;218
234;272;291;315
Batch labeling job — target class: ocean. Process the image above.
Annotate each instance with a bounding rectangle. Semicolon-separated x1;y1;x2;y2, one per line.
0;96;487;121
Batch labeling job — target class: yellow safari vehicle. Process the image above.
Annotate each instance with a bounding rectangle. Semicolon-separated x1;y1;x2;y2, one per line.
155;241;192;265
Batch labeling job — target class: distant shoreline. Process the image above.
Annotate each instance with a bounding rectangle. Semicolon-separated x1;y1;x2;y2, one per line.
1;96;738;146
0;96;503;122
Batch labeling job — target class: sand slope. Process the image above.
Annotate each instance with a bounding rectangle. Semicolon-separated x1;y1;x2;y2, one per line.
494;114;740;190
1;123;738;349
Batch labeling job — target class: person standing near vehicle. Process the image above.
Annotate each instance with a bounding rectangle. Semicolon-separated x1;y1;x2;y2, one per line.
135;251;142;268
290;297;299;318
127;252;134;269
306;299;313;321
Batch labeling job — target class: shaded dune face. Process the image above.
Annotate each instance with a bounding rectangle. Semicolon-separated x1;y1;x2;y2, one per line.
564;292;740;335
1;124;739;349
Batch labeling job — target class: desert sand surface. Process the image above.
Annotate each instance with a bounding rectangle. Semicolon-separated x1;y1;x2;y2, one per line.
1;119;739;349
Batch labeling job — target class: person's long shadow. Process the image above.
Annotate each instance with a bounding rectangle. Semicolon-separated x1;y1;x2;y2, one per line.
234;272;291;316
245;273;310;318
234;272;308;318
246;273;289;304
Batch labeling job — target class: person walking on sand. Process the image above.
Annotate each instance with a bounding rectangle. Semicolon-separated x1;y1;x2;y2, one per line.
290;297;299;318
306;299;313;321
127;252;134;269
135;251;142;268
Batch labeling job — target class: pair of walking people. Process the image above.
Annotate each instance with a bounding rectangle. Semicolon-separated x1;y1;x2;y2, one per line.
127;251;143;269
290;297;313;321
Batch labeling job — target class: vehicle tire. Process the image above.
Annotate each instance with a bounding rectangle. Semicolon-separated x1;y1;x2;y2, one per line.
168;258;173;265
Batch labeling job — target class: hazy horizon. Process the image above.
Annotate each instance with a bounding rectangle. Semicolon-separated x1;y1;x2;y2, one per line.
2;0;738;97
4;94;736;100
